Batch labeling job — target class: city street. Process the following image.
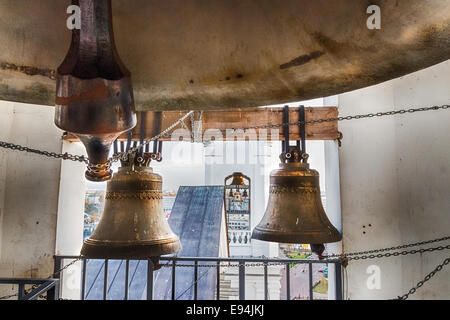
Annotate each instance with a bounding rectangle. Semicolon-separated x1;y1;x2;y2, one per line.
280;263;328;300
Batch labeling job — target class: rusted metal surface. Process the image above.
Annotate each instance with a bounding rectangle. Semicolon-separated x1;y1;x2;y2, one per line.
0;0;450;110
252;146;341;246
54;0;136;181
64;107;340;141
81;153;181;260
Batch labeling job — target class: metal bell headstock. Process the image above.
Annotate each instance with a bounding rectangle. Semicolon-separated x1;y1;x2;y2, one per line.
119;150;162;169
280;145;309;165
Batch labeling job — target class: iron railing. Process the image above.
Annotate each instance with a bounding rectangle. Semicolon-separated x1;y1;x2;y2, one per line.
54;255;342;300
0;278;60;300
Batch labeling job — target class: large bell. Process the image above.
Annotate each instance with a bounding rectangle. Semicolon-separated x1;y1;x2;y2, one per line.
81;153;181;261
2;1;450;111
252;146;341;254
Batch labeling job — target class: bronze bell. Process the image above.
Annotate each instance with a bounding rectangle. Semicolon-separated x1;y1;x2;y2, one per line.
81;153;181;263
252;146;341;255
233;190;243;202
229;172;246;186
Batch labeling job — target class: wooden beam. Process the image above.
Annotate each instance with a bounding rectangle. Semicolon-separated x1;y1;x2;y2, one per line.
63;107;339;142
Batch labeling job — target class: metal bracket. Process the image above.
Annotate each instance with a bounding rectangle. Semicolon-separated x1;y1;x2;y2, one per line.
297;105;306;155
283;105;290;154
190;111;204;143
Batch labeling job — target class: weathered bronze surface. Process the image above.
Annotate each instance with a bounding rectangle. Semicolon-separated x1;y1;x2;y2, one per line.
81;154;181;260
0;1;450;110
54;0;136;181
252;146;341;245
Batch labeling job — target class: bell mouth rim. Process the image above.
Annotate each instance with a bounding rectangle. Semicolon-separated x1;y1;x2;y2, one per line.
85;170;113;182
80;239;182;259
83;236;180;246
252;227;342;244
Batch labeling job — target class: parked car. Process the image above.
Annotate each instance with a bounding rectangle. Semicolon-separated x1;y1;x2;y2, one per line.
318;267;328;277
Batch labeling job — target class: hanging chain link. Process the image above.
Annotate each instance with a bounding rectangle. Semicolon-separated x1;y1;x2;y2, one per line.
0;258;81;300
0;105;448;166
343;244;450;262
0;111;194;167
229;104;449;131
52;258;83;278
162;261;289;268
322;235;450;300
395;257;450;300
0;292;19;300
323;235;450;260
109;111;194;164
0;141;89;164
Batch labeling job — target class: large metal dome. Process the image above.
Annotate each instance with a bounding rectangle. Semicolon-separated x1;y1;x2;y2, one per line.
0;0;450;110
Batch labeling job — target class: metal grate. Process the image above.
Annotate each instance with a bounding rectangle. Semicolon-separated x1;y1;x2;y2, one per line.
53;255;343;301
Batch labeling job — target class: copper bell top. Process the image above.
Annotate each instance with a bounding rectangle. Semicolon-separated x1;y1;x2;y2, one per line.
81;153;181;260
252;146;342;246
228;173;247;186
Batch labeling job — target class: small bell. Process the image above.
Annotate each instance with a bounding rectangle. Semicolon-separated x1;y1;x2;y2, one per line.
81;152;181;264
233;190;243;202
228;189;234;198
252;146;341;255
242;189;249;198
229;172;246;186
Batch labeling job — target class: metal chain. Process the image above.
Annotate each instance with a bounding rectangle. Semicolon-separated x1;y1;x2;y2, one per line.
395;257;450;300
51;258;82;278
164;261;317;269
324;235;450;260
0;105;448;166
0;141;88;164
229;104;449;131
0;111;194;166
0;258;81;300
0;293;19;300
160;245;450;269
109;111;194;164
344;244;450;261
156;236;450;268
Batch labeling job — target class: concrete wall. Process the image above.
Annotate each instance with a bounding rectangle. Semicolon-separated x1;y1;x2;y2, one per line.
338;60;450;300
0;101;63;282
55;141;86;256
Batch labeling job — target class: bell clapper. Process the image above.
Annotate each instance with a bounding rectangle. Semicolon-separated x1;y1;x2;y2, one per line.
310;244;326;259
150;256;162;271
55;0;136;182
